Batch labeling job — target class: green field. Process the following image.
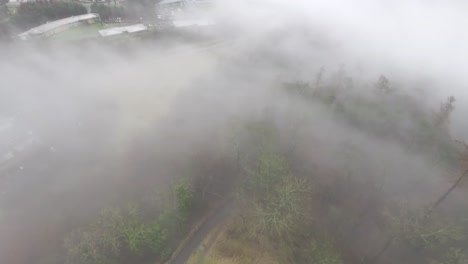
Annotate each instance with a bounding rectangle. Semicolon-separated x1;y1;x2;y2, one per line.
51;23;104;42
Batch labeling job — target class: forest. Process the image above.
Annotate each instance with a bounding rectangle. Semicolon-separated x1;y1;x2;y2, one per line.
1;0;468;263
11;1;88;30
51;68;468;264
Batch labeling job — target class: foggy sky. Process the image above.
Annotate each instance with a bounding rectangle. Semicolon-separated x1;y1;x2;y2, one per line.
1;0;468;263
216;0;468;138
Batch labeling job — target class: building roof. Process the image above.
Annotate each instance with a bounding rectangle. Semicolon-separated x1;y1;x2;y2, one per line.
157;0;183;5
173;18;214;27
157;0;212;5
98;24;148;37
18;13;99;40
6;0;36;6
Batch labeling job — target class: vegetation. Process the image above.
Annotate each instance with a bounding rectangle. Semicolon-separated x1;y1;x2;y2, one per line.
278;68;468;263
65;204;168;264
306;239;344;264
175;178;195;223
90;0;156;22
61;68;468;264
1;38;467;264
49;23;104;42
238;148;308;241
0;20;11;42
90;4;127;21
0;3;12;41
12;1;87;30
123;0;156;19
64;178;195;264
387;208;466;263
213;123;343;263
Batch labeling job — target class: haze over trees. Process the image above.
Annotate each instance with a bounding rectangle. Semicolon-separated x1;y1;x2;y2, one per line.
90;4;127;21
0;1;11;41
1;1;468;264
12;1;87;30
24;65;466;264
1;43;468;263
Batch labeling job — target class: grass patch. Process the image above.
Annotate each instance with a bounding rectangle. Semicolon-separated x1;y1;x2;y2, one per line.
51;23;104;42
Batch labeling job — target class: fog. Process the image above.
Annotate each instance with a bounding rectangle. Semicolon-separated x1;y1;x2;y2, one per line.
218;0;468;137
1;0;468;263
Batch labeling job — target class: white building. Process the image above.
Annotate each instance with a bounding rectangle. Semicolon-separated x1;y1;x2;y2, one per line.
172;18;214;28
156;0;213;20
98;24;149;38
6;0;38;7
18;13;100;40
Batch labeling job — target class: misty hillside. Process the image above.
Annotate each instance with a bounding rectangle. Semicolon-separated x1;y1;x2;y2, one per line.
1;1;468;264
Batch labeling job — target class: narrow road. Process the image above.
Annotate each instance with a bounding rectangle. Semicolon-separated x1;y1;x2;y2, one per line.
169;200;235;264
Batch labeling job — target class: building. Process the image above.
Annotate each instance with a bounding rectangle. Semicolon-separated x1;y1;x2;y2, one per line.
98;24;149;39
6;0;38;7
156;0;213;20
171;17;215;37
172;18;214;28
18;13;100;40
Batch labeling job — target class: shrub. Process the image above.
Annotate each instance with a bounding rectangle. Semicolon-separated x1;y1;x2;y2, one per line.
306;239;343;264
175;178;195;222
64;204;169;264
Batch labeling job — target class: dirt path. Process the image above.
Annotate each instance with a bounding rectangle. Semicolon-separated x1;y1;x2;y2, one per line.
195;220;226;264
168;200;235;264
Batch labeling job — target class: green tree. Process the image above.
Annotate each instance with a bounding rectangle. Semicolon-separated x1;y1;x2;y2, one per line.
91;4;127;21
0;20;11;42
249;176;309;240
175;178;195;222
123;0;154;19
389;208;466;263
124;205;167;257
236;140;309;242
64;204;169;264
306;239;343;264
13;1;87;30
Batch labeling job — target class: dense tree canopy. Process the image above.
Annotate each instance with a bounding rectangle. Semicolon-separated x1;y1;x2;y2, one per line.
12;1;87;30
0;21;11;42
90;4;127;21
0;5;12;42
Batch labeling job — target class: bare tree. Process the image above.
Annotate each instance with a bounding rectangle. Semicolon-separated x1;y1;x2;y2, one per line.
433;96;456;129
375;75;392;95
